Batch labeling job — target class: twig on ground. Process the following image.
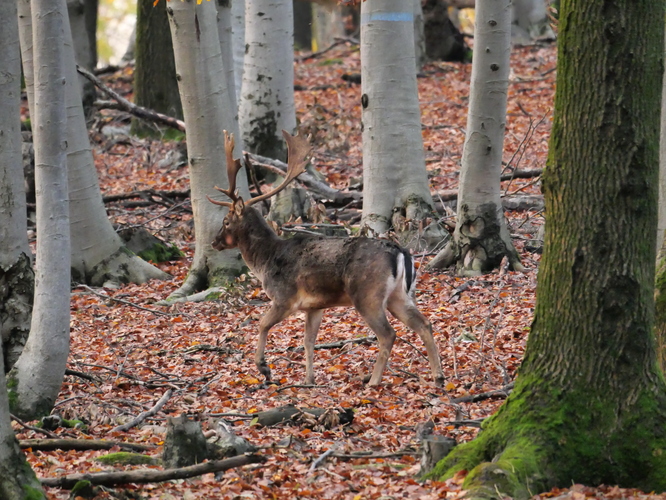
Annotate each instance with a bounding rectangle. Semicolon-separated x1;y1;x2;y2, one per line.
77;284;174;317
11;414;58;439
20;438;156;453
309;443;340;473
449;383;514;404
39;453;266;489
110;389;173;433
276;384;323;393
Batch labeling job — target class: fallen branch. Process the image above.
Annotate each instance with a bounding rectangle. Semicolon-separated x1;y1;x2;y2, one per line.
11;414;58;439
39;454;266;489
110;389;173;433
450;383;514;404
287;336;374;352
78;285;174;318
77;65;186;133
20;438;155;453
332;449;419;460
309;443;340;472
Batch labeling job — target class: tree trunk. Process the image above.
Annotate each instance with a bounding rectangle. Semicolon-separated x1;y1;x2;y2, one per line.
428;0;522;274
18;0;168;287
166;0;251;301
312;3;344;52
0;0;33;373
84;0;98;68
66;0;95;114
231;0;245;100
511;0;555;44
131;0;183;137
360;0;447;250
0;344;45;499
238;0;296;160
422;0;470;63
8;0;71;421
216;0;239;116
657;23;666;375
429;0;666;497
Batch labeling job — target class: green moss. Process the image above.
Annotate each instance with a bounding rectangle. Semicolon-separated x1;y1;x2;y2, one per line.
96;452;157;466
70;480;92;495
21;485;46;500
138;243;183;263
6;374;18;413
318;58;343;66
60;418;88;431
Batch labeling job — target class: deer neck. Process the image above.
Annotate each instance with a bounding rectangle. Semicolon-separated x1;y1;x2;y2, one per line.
235;207;282;280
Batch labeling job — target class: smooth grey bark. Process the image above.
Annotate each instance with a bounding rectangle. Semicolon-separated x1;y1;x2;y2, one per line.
216;0;239;116
0;0;33;373
312;3;345;51
428;0;522;274
238;0;296;160
18;0;168;287
360;0;446;250
166;0;250;302
658;22;666;255
9;0;71;420
231;0;244;100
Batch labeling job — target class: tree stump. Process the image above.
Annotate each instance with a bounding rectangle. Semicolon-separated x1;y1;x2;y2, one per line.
420;435;457;475
162;415;210;468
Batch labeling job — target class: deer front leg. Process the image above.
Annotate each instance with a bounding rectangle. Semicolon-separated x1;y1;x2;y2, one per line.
304;310;324;384
256;304;291;383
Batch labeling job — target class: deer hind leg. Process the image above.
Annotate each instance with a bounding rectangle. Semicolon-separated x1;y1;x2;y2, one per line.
304;309;324;385
353;298;396;386
256;303;292;383
388;294;445;388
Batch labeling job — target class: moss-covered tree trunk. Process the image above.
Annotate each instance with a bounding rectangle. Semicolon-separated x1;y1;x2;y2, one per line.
429;0;666;497
131;0;183;137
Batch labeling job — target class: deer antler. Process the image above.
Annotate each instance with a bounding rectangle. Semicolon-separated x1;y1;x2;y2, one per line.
245;130;312;207
207;130;244;208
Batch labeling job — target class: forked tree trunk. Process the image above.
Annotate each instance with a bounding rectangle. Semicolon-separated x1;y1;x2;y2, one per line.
8;0;71;421
360;0;446;250
429;0;666;497
18;0;168;287
0;0;33;373
238;0;296;160
166;0;250;301
428;0;522;274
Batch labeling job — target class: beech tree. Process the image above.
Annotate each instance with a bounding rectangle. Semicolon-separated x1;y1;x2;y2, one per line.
0;0;33;372
8;0;72;421
131;0;183;136
428;0;522;274
360;0;445;248
429;0;666;497
238;0;296;160
166;0;251;301
17;0;168;286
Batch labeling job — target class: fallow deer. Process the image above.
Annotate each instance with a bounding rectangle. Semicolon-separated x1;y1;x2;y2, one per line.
208;130;445;387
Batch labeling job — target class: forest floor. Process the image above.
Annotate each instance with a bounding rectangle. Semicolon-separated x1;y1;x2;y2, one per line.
16;40;656;499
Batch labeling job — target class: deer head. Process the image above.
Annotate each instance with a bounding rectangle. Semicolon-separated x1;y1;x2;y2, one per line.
208;130;311;251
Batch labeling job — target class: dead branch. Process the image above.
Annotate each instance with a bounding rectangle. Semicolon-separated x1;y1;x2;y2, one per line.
39;453;266;489
287;336;375;352
110;389;173;433
78;285;174;318
309;443;340;472
77;65;186;132
11;414;58;439
20;438;155;453
449;383;514;404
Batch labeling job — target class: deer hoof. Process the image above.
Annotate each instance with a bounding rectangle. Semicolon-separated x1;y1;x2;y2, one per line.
257;361;272;381
434;376;445;388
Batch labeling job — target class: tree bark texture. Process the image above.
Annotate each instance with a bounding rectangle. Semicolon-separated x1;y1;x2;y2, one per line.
429;0;521;274
132;0;183;136
239;0;296;160
0;0;33;373
429;0;666;497
0;344;45;499
9;0;71;421
166;0;250;300
360;0;444;249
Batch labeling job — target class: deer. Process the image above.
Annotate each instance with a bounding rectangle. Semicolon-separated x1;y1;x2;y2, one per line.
207;130;445;388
